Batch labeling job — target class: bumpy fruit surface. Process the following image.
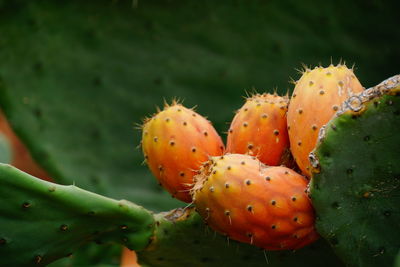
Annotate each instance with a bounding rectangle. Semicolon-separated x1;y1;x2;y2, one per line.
287;64;364;177
192;154;318;250
226;93;290;166
142;103;224;203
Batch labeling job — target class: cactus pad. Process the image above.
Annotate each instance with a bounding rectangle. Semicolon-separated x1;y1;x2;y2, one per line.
138;207;343;267
310;75;400;267
0;164;154;266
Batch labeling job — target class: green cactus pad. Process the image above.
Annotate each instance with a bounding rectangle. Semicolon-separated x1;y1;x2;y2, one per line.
0;164;154;266
137;207;343;267
310;75;400;267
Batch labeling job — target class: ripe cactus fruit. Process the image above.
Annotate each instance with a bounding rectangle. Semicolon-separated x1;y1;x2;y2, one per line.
287;64;364;177
226;93;290;166
192;154;319;250
141;102;224;203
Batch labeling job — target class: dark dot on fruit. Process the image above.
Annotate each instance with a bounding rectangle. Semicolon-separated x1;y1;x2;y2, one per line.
247;205;253;212
243;122;248;127
271;225;276;229
245;180;251;185
183;121;187;126
179;172;185;177
273;130;279;136
265;176;271;181
291;196;296;201
271;200;276;205
241;161;245;165
203;131;208;136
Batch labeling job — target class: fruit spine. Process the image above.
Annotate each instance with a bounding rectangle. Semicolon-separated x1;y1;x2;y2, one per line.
141;102;224;202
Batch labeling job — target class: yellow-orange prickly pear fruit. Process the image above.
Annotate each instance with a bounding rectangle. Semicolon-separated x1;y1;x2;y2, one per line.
192;154;319;250
142;102;224;203
226;93;290;166
287;64;364;177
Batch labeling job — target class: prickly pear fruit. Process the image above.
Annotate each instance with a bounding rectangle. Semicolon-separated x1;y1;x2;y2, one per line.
287;64;364;177
226;93;290;166
142;102;224;203
192;154;319;250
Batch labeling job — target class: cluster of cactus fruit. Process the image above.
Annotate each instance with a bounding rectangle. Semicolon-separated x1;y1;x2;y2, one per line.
0;63;399;267
141;64;365;251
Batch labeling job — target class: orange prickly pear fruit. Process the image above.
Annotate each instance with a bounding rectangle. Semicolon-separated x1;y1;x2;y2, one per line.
141;102;224;203
287;64;364;177
192;154;319;250
226;93;290;166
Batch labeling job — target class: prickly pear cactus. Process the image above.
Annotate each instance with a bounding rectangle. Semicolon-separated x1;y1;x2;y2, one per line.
310;75;400;267
138;208;343;267
0;164;154;266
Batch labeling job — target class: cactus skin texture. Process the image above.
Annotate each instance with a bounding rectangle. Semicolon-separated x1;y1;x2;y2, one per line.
226;93;290;166
142;103;224;203
192;154;319;250
287;64;364;177
138;207;343;267
0;164;154;266
310;75;400;267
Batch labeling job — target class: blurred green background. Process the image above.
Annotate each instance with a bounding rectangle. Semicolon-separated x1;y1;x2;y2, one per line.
0;0;398;213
